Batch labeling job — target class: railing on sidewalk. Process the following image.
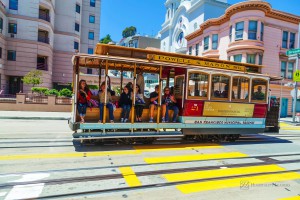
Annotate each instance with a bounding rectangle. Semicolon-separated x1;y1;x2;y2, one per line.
0;94;16;103
55;97;73;105
25;94;48;104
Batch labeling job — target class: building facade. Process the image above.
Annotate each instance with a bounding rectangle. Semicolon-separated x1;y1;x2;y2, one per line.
119;35;161;50
0;0;100;94
159;0;229;54
186;1;300;116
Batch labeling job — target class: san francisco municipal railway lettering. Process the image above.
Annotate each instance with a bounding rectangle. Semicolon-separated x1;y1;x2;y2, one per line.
192;120;255;125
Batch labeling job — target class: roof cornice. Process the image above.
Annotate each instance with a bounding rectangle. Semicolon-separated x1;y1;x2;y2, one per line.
186;1;300;41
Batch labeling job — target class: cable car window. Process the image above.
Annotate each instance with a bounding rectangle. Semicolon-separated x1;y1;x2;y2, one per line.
188;72;208;98
251;79;267;101
211;74;230;99
232;76;249;101
174;75;184;98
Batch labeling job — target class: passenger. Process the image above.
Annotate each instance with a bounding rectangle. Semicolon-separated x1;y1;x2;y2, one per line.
119;86;132;123
126;82;133;94
136;69;145;95
221;85;235;99
149;85;159;123
77;80;92;123
214;90;220;97
98;81;114;123
253;86;265;100
162;87;179;123
134;84;145;122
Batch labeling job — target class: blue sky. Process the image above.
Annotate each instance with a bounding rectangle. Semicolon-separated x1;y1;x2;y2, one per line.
100;0;300;42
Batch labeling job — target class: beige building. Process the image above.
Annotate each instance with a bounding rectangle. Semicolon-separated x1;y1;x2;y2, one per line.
0;0;100;94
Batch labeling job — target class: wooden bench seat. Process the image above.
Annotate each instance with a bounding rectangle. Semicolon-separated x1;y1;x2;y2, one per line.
76;107;175;122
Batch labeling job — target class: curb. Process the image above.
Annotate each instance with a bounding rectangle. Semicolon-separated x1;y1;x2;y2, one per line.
0;116;70;120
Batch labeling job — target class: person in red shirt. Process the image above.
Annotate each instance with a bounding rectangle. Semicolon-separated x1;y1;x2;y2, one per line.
77;80;92;123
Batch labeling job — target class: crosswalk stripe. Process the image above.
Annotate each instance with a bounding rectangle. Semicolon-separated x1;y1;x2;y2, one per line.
144;152;248;164
119;167;142;187
163;164;285;182
176;172;300;194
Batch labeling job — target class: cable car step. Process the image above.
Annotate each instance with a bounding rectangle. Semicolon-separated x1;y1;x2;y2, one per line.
73;131;183;139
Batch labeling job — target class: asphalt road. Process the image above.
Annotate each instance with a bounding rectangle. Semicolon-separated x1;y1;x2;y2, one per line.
0;119;300;200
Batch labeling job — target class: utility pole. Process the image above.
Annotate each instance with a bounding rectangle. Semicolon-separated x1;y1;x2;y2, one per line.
292;23;300;122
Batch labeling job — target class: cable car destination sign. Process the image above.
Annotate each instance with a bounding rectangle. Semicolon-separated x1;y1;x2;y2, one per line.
147;54;245;72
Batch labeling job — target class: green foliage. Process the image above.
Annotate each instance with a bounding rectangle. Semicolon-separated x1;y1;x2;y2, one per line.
22;70;43;87
59;88;72;97
112;86;121;96
31;87;49;95
45;89;59;96
88;85;99;90
100;34;113;44
122;26;137;38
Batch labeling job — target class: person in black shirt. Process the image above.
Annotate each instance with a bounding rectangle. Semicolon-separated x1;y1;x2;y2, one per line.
119;86;132;122
162;87;179;122
149;85;159;123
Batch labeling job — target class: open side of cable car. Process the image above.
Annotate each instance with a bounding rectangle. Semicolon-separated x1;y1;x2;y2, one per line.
68;44;281;143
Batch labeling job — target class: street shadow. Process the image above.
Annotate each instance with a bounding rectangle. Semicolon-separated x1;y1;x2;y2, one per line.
72;133;294;152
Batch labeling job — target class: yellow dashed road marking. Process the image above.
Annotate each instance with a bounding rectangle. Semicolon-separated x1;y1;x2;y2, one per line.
134;143;223;152
163;164;285;182
119;167;142;187
278;196;300;200
144;152;248;164
176;172;300;194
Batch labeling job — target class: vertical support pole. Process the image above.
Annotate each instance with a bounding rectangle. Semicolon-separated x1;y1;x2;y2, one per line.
208;73;211;101
98;62;102;89
157;66;162;124
103;58;108;124
229;76;233;102
166;69;170;87
249;77;252;103
131;64;137;124
72;57;80;124
121;67;123;92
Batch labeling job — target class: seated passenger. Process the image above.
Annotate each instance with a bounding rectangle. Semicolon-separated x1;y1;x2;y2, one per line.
126;82;133;94
98;82;114;123
214;90;220;97
252;86;265;100
149;85;159;123
119;86;132;123
162;87;179;123
221;85;235;99
77;80;92;123
134;84;145;122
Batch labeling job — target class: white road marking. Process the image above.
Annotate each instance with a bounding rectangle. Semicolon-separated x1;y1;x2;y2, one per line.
11;173;49;183
4;183;44;200
0;192;7;197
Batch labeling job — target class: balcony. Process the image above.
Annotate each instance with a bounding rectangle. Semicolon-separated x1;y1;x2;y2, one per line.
37;56;48;71
38;36;49;44
38;30;49;44
39;8;50;22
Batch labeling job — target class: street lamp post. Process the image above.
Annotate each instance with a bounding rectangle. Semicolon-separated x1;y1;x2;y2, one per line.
292;23;300;122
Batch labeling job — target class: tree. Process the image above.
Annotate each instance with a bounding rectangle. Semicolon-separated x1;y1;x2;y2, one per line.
100;34;113;44
122;26;137;38
22;70;43;88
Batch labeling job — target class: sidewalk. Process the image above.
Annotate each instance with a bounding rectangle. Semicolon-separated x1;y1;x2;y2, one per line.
279;117;300;126
0;111;71;120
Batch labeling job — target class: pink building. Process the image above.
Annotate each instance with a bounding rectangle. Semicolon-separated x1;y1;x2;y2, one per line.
186;0;300;116
0;0;100;94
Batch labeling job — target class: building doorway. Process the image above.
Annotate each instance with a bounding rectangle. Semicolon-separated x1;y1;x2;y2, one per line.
9;76;23;94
